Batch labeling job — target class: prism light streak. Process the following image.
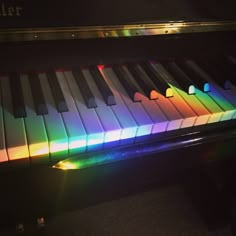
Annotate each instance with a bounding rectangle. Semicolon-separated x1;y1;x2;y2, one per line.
171;85;210;126
54;123;236;171
3;77;236;164
204;83;210;92
53;136;206;170
29;142;49;157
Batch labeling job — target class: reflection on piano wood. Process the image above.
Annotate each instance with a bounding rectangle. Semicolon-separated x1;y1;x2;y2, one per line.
0;56;236;169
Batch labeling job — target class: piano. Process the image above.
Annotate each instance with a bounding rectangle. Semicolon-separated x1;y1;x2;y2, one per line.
0;0;236;232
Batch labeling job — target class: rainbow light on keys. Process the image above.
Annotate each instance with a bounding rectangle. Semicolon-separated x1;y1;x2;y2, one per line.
53;129;236;171
1;65;236;166
30;142;49;157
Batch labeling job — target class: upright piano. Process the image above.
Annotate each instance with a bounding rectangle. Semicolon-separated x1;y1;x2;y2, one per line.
0;0;236;231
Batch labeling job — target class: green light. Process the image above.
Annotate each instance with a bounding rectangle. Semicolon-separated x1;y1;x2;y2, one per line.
188;85;195;94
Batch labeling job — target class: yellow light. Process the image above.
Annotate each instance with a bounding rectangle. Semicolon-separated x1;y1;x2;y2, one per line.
53;161;78;170
166;88;173;97
8;146;29;160
29;142;49;157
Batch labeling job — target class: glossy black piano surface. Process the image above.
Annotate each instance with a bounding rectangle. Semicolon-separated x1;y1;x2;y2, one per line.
0;0;235;28
0;31;235;231
0;0;236;232
0;30;235;168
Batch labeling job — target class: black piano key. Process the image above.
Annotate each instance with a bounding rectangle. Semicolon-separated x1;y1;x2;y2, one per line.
175;60;210;92
226;56;236;86
126;64;158;100
47;70;69;113
140;62;172;97
161;61;195;94
72;68;97;108
28;72;48;115
112;65;141;102
195;58;231;90
213;57;236;86
89;66;116;106
9;72;26;118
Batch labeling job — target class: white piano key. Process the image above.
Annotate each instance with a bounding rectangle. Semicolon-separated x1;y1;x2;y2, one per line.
63;71;105;151
172;86;211;126
0;82;8;162
148;63;211;126
121;66;170;134
82;69;122;148
182;60;230;123
206;86;235;121
99;67;138;145
105;67;153;141
56;71;87;155
133;65;183;131
151;63;198;128
125;66;183;133
212;83;236;119
20;74;49;161
154;93;183;131
0;76;29;161
38;73;68;160
186;61;236;121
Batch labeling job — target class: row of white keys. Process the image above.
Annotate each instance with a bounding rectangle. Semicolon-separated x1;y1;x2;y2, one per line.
134;65;183;131
63;71;105;151
143;64;197;129
152;63;223;124
147;64;210;126
186;61;236;120
122;66;171;133
56;71;87;155
104;67;154;141
0;76;29;161
20;74;49;162
0;81;8;162
99;67;138;145
82;69;122;148
169;86;210;126
39;73;68;160
149;63;197;128
209;80;236;119
137;64;187;130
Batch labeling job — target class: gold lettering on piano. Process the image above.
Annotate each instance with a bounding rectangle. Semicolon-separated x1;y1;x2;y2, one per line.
0;2;23;16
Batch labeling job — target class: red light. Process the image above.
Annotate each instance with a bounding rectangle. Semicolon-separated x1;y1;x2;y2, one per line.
97;65;105;69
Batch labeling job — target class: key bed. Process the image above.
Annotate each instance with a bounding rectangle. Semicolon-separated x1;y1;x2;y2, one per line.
0;57;236;168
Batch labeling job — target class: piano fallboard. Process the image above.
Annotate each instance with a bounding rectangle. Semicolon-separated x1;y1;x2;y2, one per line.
0;0;235;29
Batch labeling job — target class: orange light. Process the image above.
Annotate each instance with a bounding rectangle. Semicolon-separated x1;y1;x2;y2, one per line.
8;146;29;160
150;90;158;100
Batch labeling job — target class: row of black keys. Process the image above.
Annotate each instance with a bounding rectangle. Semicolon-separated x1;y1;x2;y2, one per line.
8;56;236;118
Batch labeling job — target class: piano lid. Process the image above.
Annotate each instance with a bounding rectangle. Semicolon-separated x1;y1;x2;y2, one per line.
0;0;236;42
0;0;236;28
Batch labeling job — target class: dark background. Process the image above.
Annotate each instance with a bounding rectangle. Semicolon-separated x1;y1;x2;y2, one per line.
0;0;236;28
0;0;236;235
0;137;236;235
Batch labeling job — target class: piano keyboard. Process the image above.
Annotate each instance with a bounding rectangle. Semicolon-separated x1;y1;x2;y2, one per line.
0;57;236;166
